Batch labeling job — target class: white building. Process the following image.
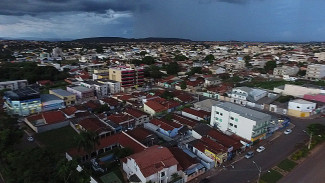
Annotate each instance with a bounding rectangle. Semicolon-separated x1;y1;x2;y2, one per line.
306;64;325;80
230;87;268;103
97;79;121;94
80;81;108;98
210;102;272;142
314;52;325;61
287;99;316;118
122;145;180;183
273;66;299;76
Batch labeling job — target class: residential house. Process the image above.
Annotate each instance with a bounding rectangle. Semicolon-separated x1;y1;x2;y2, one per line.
169;147;206;182
306;64;325;80
124;108;150;126
181;108;211;122
204;77;221;87
126;127;159;147
24;110;69;133
149;118;183;138
99;97;120;109
122;145;181;183
107;113;135;130
80;81;109;98
273;66;299;76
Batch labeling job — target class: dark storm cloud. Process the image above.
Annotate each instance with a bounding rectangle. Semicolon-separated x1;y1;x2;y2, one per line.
0;0;148;15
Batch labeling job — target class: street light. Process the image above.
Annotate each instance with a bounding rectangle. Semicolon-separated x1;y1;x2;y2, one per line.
302;130;313;150
252;161;262;183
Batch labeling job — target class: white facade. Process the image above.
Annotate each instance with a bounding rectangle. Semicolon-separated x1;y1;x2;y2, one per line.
80;81;108;98
210;103;271;141
288;99;316;113
306;64;325;80
123;155;178;183
274;84;325;98
230;87;268;102
273;66;299;76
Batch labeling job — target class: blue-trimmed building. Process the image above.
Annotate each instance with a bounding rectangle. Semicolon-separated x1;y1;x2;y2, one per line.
3;87;41;116
40;94;65;112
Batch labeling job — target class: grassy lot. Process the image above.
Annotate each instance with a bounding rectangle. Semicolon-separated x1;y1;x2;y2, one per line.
260;169;283;183
35;126;78;153
278;158;297;171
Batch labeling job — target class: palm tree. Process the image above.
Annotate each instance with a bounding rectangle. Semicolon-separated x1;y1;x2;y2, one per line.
74;131;100;160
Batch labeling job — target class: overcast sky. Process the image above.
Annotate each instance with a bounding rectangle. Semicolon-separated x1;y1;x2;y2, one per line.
0;0;325;41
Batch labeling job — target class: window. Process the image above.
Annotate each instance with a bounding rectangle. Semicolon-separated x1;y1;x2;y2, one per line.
235;118;238;122
230;117;234;120
230;123;233;126
216;111;219;115
161;172;165;177
216;117;219;121
220;113;223;116
219;119;222;122
234;125;237;128
297;106;300;109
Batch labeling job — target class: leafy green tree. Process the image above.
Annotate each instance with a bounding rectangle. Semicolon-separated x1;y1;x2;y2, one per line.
161;91;174;100
74;131;100;158
264;61;277;72
140;51;147;56
113;147;134;158
204;54;215;61
166;62;180;75
142;56;155;65
56;159;90;183
187;67;202;76
180;81;187;90
174;54;188;61
297;70;306;76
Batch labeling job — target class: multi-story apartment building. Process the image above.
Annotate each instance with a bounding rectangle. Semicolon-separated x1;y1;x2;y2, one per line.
97;79;121;94
66;86;95;102
306;64;325;80
80;81;108;98
273;66;299;76
3;87;41;116
108;66;144;92
0;80;28;90
49;89;76;106
210;102;272;142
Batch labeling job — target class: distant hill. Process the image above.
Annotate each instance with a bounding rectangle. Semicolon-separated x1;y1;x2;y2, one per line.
73;37;192;43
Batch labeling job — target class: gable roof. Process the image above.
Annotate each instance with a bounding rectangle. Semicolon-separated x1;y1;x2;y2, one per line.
78;117;110;134
126;145;179;177
42;110;66;124
124;108;148;118
182;108;210;119
171;114;197;128
107;113;134;125
145;100;167;113
126;127;155;142
150;118;175;131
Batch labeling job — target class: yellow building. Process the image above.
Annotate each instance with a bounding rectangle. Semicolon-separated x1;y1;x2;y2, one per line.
49;89;76;106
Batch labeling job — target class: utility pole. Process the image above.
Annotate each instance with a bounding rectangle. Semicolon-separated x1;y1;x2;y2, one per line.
308;132;313;150
252;161;262;183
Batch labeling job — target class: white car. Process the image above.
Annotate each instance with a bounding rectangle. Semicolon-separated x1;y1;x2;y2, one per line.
27;136;34;142
256;146;265;153
284;129;292;135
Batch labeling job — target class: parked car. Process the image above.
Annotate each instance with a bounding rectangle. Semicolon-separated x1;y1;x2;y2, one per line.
284;129;292;135
27;136;34;142
256;146;266;153
245;151;254;159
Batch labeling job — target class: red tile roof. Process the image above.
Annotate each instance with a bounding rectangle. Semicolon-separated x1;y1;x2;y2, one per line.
200;137;226;154
145;100;167;113
107;114;134;125
182;108;210;119
68;132;146;157
168;147;198;170
124;108;148;118
101;97;119;106
150;118;175;131
126;145;179;177
207;130;242;150
174;94;194;103
61;106;78;116
172;114;197;128
126;127;155;142
78;118;109;134
42;111;66;124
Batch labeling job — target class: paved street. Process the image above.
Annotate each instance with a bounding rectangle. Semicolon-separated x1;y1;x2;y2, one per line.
279;142;325;183
202;117;325;183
